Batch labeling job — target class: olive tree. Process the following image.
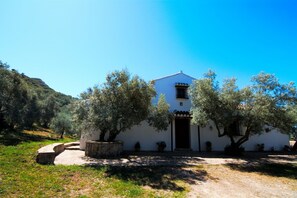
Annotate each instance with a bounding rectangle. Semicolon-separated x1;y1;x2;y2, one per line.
74;69;170;142
189;70;297;153
148;94;172;131
50;112;72;138
0;66;31;130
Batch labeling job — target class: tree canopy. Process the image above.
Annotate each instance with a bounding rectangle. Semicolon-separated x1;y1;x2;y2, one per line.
74;69;171;141
50;111;73;138
147;94;172;131
0;60;75;133
189;70;297;151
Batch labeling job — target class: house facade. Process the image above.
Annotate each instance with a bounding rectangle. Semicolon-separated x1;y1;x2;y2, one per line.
80;72;289;151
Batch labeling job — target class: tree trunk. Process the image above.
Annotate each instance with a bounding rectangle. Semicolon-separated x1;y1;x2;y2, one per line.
99;131;106;141
225;136;248;155
42;123;48;128
0;114;8;130
232;136;249;148
60;131;64;139
107;131;118;142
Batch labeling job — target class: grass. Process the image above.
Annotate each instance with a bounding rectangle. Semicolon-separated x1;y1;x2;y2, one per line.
0;128;59;146
1;129;296;197
0;129;190;197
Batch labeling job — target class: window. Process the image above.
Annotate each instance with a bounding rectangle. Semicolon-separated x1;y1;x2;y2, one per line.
176;87;188;99
175;83;189;99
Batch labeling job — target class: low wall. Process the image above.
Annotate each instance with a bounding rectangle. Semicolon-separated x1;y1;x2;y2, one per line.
85;141;123;158
36;143;65;164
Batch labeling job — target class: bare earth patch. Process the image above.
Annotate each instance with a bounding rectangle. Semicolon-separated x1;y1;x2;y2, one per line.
189;165;297;198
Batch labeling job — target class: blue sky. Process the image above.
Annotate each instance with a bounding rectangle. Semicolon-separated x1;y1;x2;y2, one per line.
1;0;296;97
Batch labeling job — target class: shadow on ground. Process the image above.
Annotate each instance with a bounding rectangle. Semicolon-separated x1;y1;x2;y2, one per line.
226;162;297;179
265;154;297;162
0;129;57;146
90;165;208;191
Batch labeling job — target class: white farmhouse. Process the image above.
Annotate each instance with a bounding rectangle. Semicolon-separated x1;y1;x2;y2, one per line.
81;71;289;151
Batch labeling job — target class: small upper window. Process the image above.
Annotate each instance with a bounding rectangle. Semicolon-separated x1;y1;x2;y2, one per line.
176;87;188;99
175;83;189;99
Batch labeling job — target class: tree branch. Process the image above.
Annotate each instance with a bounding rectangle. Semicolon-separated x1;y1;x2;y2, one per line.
230;135;235;144
236;128;251;146
214;119;225;137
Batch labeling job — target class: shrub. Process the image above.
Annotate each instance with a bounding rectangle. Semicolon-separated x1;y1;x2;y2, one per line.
206;141;212;152
134;142;140;152
256;143;265;152
156;141;166;152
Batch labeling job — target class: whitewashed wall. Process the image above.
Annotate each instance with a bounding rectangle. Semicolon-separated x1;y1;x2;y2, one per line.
118;121;201;151
199;124;230;151
116;121;172;151
153;72;195;111
81;123;289;151
242;129;289;151
80;129;99;150
199;123;289;151
190;124;199;151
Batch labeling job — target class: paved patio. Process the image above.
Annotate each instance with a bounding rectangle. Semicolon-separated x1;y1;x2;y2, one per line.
54;150;297;166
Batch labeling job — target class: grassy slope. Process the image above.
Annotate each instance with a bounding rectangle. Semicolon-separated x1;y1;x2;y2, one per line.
0;130;188;198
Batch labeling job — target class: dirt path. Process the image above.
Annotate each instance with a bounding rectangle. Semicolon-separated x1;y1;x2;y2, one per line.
188;165;297;198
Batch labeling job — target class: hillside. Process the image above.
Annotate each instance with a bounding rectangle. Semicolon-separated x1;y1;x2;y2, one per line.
27;77;53;90
21;73;75;103
0;62;76;130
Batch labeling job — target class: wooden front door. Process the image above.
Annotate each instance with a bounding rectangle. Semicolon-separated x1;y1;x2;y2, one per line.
175;118;190;149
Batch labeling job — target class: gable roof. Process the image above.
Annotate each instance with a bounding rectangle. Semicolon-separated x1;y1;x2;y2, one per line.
152;71;196;82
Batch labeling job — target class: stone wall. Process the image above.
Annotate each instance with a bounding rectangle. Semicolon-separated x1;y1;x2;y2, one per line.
36;143;65;164
85;141;123;158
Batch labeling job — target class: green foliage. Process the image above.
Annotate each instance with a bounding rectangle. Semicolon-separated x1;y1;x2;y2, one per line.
156;141;167;152
39;94;59;127
72;99;91;136
74;69;157;141
148;94;172;131
50;111;73;138
0;60;75;131
190;70;297;150
291;127;297;140
22;95;40;128
0;66;31;129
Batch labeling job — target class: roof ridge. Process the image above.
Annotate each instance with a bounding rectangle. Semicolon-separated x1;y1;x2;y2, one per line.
152;71;196;81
